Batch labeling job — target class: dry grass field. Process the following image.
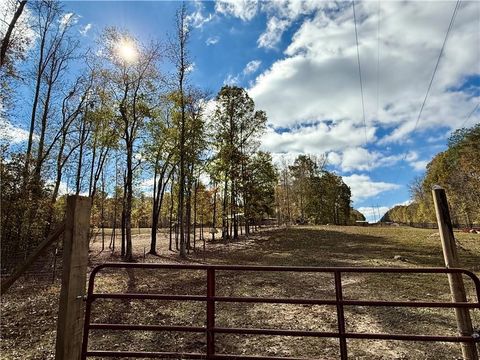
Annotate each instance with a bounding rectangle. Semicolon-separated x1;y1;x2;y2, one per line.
1;225;479;359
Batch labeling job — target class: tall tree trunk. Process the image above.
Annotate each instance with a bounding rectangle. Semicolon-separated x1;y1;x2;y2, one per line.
169;172;175;251
121;171;127;257
185;163;194;252
150;157;160;254
33;75;54;188
44;127;68;237
222;177;228;240
101;169;105;251
178;98;186;257
75;117;88;195
151;163;174;254
111;199;117;252
0;0;27;67
110;155;119;253
285;171;291;225
25;8;52;181
232;180;238;239
193;179;198;251
88;135;98;197
125;144;133;261
212;185;217;242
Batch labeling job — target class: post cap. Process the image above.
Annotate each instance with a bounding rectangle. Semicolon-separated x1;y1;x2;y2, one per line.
432;184;444;190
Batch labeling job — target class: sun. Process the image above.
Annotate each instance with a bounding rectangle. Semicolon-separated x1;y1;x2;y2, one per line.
116;38;138;63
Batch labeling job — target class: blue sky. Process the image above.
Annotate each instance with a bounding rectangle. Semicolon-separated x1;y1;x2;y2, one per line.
3;1;480;221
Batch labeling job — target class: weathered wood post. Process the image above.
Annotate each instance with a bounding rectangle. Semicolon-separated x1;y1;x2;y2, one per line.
432;185;478;360
55;195;92;360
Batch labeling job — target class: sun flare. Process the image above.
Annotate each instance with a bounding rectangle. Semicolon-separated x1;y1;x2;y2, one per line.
116;38;138;63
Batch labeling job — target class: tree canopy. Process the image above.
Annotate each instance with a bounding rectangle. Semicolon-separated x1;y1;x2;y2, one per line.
381;124;480;226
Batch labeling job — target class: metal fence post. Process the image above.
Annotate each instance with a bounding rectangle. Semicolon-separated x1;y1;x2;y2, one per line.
207;268;216;358
55;195;92;360
432;186;478;360
334;271;348;360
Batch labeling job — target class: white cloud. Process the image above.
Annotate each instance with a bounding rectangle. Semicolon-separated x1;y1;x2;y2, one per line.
202;98;217;121
45;180;69;196
223;60;262;86
402;151;429;172
396;199;413;207
186;62;196;73
0;120;30;144
80;23;92;36
327;152;342;166
274;144;420;172
224;73;239;85
141;178;155;189
261;122;376;155
257;17;290;49
215;0;258;21
60;12;79;29
359;199;413;222
243;60;261;75
339;147;403;172
206;36;220;45
357;206;390;223
257;1;332;49
199;172;211;186
187;1;214;28
410;159;429;172
342;174;401;203
58;181;69;196
249;1;480;147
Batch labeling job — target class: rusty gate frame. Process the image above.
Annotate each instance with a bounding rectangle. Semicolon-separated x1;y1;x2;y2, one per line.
81;263;480;359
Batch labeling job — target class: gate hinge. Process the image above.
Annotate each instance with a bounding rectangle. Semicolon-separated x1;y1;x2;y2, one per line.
472;329;480;342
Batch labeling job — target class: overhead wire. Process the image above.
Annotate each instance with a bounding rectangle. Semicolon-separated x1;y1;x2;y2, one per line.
378;0;474;229
352;1;468;222
352;0;368;146
458;2;480;129
411;0;461;135
401;0;461;163
460;2;480;129
376;0;380;121
372;0;382;222
353;0;377;222
459;103;479;128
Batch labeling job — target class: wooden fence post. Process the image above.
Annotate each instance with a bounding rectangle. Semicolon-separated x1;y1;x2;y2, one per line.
55;195;92;360
432;185;478;360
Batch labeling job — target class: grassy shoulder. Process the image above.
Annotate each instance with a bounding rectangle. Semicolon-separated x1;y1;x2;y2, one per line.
1;225;479;359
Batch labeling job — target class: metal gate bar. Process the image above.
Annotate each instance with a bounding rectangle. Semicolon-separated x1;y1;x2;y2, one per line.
81;263;480;360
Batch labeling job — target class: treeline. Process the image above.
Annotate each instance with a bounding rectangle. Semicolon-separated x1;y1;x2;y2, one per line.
0;1;276;265
276;155;363;225
381;124;480;226
84;154;362;236
1;1;359;269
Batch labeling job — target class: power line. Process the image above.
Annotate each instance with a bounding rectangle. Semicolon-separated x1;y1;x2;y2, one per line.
459;102;479;128
401;0;461;164
353;0;377;224
376;0;380;121
352;0;368;146
411;0;460;135
374;3;381;225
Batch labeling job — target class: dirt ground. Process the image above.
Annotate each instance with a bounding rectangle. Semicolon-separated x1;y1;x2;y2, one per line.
1;225;479;359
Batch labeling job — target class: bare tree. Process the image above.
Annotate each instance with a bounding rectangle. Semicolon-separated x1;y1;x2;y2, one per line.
0;0;28;68
25;0;63;179
168;4;190;258
99;27;161;261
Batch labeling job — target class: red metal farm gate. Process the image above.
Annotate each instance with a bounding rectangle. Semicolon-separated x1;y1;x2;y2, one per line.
81;263;480;359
